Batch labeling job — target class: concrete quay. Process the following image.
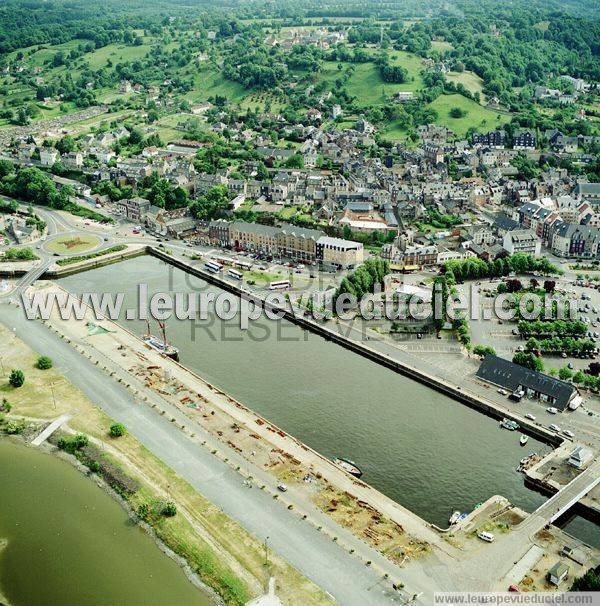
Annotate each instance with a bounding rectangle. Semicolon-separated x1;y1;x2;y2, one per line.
524;443;600;524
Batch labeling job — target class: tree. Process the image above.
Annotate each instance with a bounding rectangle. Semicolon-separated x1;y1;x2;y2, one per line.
55;135;75;154
109;423;127;438
571;564;600;591
189;185;230;220
162;501;177;517
543;280;556;293
0;159;14;178
8;369;25;388
285;154;304;169
36;355;53;370
473;345;496;357
128;127;144;145
588;362;600;376
449;107;467;118
506;279;523;293
559;367;573;380
512;352;543;372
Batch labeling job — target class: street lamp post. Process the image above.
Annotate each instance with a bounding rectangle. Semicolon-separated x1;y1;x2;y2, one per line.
50;382;56;411
263;536;269;568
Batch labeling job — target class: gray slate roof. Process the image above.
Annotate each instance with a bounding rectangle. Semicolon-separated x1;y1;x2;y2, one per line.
476;355;576;411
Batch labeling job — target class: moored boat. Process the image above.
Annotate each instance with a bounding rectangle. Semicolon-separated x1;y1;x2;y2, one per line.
501;418;520;431
519;435;528;446
143;320;179;361
333;457;363;478
449;510;461;525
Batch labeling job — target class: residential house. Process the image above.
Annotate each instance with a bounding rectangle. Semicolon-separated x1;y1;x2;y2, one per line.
39;148;59;166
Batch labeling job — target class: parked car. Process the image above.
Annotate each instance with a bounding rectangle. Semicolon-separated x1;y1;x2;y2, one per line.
525;413;536;421
478;532;495;543
549;424;561;432
546;407;558;414
563;430;574;438
277;483;288;492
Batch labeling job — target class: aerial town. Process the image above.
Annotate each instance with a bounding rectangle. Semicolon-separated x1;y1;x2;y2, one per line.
0;1;599;605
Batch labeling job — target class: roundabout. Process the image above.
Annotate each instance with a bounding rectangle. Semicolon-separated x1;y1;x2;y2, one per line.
45;234;103;255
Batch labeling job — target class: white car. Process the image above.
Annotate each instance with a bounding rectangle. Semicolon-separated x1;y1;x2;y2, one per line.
549;424;561;432
546;407;558;414
563;430;574;438
525;413;536;421
497;388;508;396
277;483;288;492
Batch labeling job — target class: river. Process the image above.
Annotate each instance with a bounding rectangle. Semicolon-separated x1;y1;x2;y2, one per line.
59;256;600;546
0;439;212;606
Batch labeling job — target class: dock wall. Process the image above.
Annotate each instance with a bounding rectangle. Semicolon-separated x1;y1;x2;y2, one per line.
148;247;562;447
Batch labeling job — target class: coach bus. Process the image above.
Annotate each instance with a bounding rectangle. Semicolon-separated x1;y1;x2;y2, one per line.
268;279;291;290
204;260;223;274
227;268;243;281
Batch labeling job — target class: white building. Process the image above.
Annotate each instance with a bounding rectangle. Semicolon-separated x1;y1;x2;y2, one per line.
502;229;541;256
567;446;593;469
39;148;59;166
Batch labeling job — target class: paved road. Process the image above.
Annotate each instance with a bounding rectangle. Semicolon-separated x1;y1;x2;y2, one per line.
2;304;445;605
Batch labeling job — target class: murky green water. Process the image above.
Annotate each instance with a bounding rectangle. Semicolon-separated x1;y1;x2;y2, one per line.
0;439;211;606
59;256;599;546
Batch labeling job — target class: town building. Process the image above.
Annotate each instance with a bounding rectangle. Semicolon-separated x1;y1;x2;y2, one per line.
547;562;569;586
476;355;579;411
39;147;59;166
117;197;151;222
502;229;541;255
316;236;364;269
567;446;593;470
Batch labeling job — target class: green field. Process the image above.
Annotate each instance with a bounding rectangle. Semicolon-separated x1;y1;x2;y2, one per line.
431;40;454;52
312;50;425;108
427;94;510;136
83;42;153;71
446;70;485;99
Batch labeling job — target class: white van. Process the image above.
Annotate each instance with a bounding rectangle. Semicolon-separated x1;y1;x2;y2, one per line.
478;531;495;543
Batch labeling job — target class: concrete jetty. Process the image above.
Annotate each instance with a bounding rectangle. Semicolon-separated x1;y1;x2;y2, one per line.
31;414;71;446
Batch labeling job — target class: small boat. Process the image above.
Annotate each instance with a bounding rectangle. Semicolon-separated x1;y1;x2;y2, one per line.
457;512;468;523
333;457;363;478
449;511;461;525
520;435;528;446
501;418;519;431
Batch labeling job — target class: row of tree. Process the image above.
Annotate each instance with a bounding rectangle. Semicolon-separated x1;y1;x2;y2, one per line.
443;253;559;284
335;257;390;301
517;320;587;338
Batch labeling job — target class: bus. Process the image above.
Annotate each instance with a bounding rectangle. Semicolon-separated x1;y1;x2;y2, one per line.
227;268;243;281
233;259;253;271
204;260;223;274
269;279;291;290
